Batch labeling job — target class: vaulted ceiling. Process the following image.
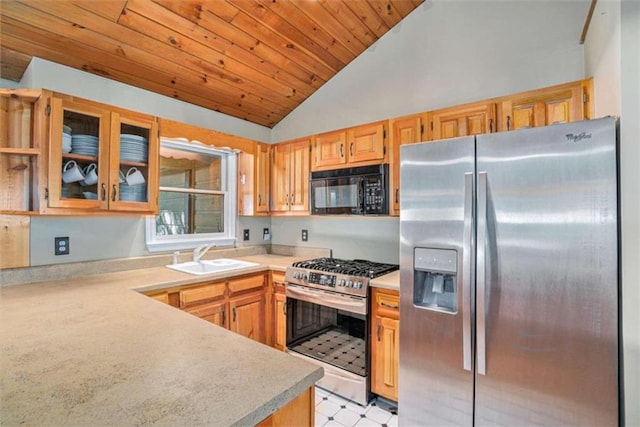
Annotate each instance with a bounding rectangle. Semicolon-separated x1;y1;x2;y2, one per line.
0;0;424;127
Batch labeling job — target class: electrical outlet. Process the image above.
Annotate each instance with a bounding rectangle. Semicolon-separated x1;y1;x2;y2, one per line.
243;229;250;241
263;228;271;241
55;237;69;256
301;229;308;242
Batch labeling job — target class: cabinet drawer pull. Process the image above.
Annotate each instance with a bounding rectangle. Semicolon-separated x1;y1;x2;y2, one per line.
489;118;493;133
232;307;236;322
381;302;399;310
506;115;512;131
340;143;344;157
350;142;353;156
111;184;117;202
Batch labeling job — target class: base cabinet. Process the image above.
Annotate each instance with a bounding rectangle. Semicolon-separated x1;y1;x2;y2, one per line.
229;292;265;343
371;288;400;402
148;272;268;344
269;271;287;351
256;386;315;426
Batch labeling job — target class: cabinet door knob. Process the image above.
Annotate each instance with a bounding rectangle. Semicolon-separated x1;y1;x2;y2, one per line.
376;322;381;341
101;183;106;201
232;307;237;323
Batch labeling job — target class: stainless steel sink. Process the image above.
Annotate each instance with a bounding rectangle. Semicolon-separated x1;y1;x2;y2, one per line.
166;259;259;275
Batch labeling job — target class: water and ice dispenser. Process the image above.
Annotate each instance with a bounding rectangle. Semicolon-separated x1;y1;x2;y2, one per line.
413;248;458;313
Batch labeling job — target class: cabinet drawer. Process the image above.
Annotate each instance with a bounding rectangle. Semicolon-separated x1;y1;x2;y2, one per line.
228;274;265;294
374;289;400;319
179;282;226;307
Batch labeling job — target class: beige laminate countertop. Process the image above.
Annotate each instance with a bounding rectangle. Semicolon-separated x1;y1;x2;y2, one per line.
0;255;322;426
369;270;400;292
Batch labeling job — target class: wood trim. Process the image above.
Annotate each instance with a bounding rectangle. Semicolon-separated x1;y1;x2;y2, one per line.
580;0;598;44
158;118;256;154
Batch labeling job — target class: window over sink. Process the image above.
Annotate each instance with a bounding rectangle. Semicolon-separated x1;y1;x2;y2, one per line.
145;138;237;252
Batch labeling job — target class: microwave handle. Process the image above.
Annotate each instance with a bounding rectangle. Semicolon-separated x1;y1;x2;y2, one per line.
359;178;366;213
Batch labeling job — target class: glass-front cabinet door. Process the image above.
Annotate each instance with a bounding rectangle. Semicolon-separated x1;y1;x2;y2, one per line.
108;111;158;212
46;96;158;213
47;97;110;210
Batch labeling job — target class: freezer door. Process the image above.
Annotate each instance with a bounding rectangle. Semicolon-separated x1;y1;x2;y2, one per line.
475;117;619;426
399;136;475;426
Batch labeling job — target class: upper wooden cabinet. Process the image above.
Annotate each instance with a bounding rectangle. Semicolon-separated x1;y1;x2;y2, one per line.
271;138;310;214
389;113;429;216
312;121;387;171
430;101;497;140
498;79;592;132
44;94;159;214
238;142;270;216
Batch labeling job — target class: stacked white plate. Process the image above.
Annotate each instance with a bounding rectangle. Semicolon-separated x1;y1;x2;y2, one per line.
120;134;148;163
71;134;99;157
119;183;147;202
62;133;72;153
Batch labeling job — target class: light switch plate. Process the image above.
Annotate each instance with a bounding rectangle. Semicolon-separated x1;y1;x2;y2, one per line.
243;229;250;241
263;228;270;241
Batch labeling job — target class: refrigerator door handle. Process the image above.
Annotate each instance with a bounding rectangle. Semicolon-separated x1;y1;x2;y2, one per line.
477;171;488;375
462;172;474;372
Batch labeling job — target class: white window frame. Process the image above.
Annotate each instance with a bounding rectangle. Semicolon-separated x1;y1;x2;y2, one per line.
145;138;237;252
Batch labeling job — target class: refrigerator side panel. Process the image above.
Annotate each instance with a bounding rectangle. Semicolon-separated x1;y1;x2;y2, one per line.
475;117;619;426
399;136;475;426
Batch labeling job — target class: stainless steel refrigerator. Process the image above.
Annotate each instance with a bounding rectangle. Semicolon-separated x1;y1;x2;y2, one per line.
398;117;619;426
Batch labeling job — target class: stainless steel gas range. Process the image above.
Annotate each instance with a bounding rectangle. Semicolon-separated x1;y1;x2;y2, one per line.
285;258;399;405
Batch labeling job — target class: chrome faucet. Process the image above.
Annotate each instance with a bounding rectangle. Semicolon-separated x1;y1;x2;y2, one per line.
193;243;216;263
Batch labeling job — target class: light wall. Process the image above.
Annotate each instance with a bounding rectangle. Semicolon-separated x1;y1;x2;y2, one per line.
585;0;622;117
270;217;399;264
585;1;638;425
619;1;640;425
272;0;586;141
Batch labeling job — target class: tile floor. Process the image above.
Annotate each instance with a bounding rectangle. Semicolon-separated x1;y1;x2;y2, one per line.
315;387;398;427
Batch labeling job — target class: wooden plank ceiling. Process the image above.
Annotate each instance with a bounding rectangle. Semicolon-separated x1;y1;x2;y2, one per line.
0;0;423;127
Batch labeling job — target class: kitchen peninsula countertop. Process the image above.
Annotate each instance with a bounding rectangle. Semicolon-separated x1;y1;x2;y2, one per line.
0;255;322;426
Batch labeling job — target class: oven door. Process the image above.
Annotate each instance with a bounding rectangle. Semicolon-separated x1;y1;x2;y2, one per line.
310;176;362;215
285;284;370;404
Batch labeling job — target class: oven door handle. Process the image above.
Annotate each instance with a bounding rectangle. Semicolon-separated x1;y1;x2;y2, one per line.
286;286;367;315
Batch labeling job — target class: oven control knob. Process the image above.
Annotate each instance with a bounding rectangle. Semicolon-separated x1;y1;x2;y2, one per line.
294;272;300;279
355;282;362;289
339;279;345;287
346;280;353;288
302;274;308;281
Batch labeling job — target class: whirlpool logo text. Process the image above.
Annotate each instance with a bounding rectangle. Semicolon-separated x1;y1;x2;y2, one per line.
565;132;592;143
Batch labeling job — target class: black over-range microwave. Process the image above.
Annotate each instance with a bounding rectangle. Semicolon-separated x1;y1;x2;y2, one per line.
310;164;388;215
